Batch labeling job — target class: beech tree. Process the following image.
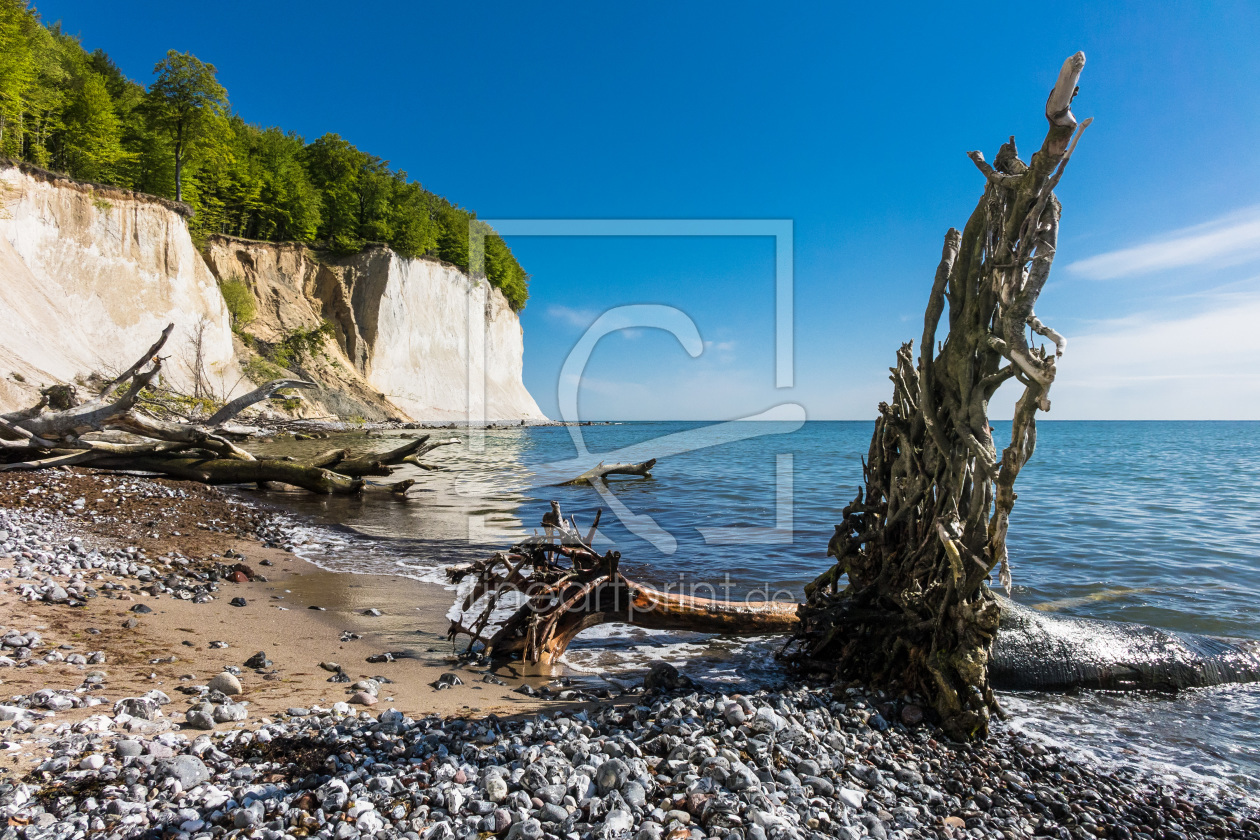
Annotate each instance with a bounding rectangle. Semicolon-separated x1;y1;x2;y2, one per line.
146;50;228;202
61;71;125;182
0;0;37;154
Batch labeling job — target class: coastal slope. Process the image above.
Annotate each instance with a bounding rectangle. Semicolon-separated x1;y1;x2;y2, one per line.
204;237;545;423
0;162;545;422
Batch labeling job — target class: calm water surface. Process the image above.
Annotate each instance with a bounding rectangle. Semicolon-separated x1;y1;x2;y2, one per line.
251;421;1260;796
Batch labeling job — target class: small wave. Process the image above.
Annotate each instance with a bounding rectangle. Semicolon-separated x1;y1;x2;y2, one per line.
1001;685;1260;801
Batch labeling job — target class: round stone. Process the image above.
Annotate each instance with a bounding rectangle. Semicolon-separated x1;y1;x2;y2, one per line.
184;709;215;730
484;774;509;803
596;758;630;793
208;672;242;696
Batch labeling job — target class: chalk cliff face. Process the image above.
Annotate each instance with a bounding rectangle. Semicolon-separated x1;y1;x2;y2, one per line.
203;238;545;422
344;250;544;422
0;162;544;421
0;164;237;411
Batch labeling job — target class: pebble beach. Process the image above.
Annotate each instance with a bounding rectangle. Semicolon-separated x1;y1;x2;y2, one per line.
0;468;1257;840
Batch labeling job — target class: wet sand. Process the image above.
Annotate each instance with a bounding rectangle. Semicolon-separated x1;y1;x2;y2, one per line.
0;553;542;720
0;468;559;772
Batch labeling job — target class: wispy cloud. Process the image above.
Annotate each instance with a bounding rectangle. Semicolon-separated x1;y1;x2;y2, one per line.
546;306;650;339
1068;206;1260;280
1049;292;1260;419
704;339;737;353
545;304;597;328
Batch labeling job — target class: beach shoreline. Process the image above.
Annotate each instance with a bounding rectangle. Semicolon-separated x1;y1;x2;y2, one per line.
1;467;1257;839
0;468;570;768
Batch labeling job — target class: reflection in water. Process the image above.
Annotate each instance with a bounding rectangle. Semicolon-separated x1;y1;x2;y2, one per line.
250;429;536;567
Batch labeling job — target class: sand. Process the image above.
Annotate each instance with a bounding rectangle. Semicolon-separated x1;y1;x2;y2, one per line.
0;468;560;770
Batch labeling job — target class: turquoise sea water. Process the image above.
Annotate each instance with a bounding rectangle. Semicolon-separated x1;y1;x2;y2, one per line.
260;421;1260;796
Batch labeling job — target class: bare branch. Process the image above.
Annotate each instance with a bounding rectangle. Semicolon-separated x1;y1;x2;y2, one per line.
1046;51;1086;127
205;379;317;426
0;450;103;471
99;323;175;396
14;358;164;442
1028;315;1066;357
967;151;1025;188
0;416;55;448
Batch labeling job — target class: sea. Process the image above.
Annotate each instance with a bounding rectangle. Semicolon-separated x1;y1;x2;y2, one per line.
250;420;1260;799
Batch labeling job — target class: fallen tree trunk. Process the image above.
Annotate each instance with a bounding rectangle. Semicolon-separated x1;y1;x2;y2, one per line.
87;455;370;495
447;501;798;664
559;459;656;486
486;571;799;665
332;436;459;476
204;379;316;426
448;503;1260;693
0;324;418;496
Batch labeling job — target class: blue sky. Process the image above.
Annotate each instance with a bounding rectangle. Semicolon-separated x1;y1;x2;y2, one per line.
39;0;1260;419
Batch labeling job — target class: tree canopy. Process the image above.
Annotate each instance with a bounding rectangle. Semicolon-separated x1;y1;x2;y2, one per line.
0;0;529;309
146;50;228;202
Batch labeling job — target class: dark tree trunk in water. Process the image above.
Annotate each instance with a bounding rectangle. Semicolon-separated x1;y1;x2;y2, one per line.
789;53;1093;740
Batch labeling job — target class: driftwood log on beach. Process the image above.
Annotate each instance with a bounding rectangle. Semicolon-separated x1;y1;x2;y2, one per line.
559;459;656;486
306;436;459;477
448;503;1260;695
447;501;798;664
0;324;432;495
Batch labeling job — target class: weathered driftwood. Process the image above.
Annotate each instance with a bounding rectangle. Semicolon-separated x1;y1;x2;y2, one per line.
449;506;1260;697
332;436;459;476
559;459;656;486
447;502;797;665
784;53;1093;740
0;325;420;496
205;379;317;426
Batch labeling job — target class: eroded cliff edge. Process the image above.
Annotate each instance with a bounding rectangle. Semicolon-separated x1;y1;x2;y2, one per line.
0;163;546;423
203;237;545;423
0;162;237;411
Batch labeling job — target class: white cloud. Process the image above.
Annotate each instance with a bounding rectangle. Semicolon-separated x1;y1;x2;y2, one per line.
1048;293;1260;419
1068;206;1260;280
704;339;737;353
545;305;597;328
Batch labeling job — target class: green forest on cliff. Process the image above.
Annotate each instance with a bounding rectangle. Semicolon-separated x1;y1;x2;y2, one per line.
0;0;529;308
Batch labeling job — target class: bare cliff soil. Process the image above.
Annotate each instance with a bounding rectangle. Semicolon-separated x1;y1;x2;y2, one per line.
203;236;545;423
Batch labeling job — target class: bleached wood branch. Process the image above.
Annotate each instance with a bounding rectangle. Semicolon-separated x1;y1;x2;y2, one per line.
1046;51;1086;127
559;459;657;486
205;378;316;426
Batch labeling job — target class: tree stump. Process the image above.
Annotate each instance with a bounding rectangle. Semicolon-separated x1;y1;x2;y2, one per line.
788;53;1093;740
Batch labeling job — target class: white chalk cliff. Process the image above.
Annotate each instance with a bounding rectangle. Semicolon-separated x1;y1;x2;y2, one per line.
0;163;237;410
202;238;545;423
0;162;545;422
